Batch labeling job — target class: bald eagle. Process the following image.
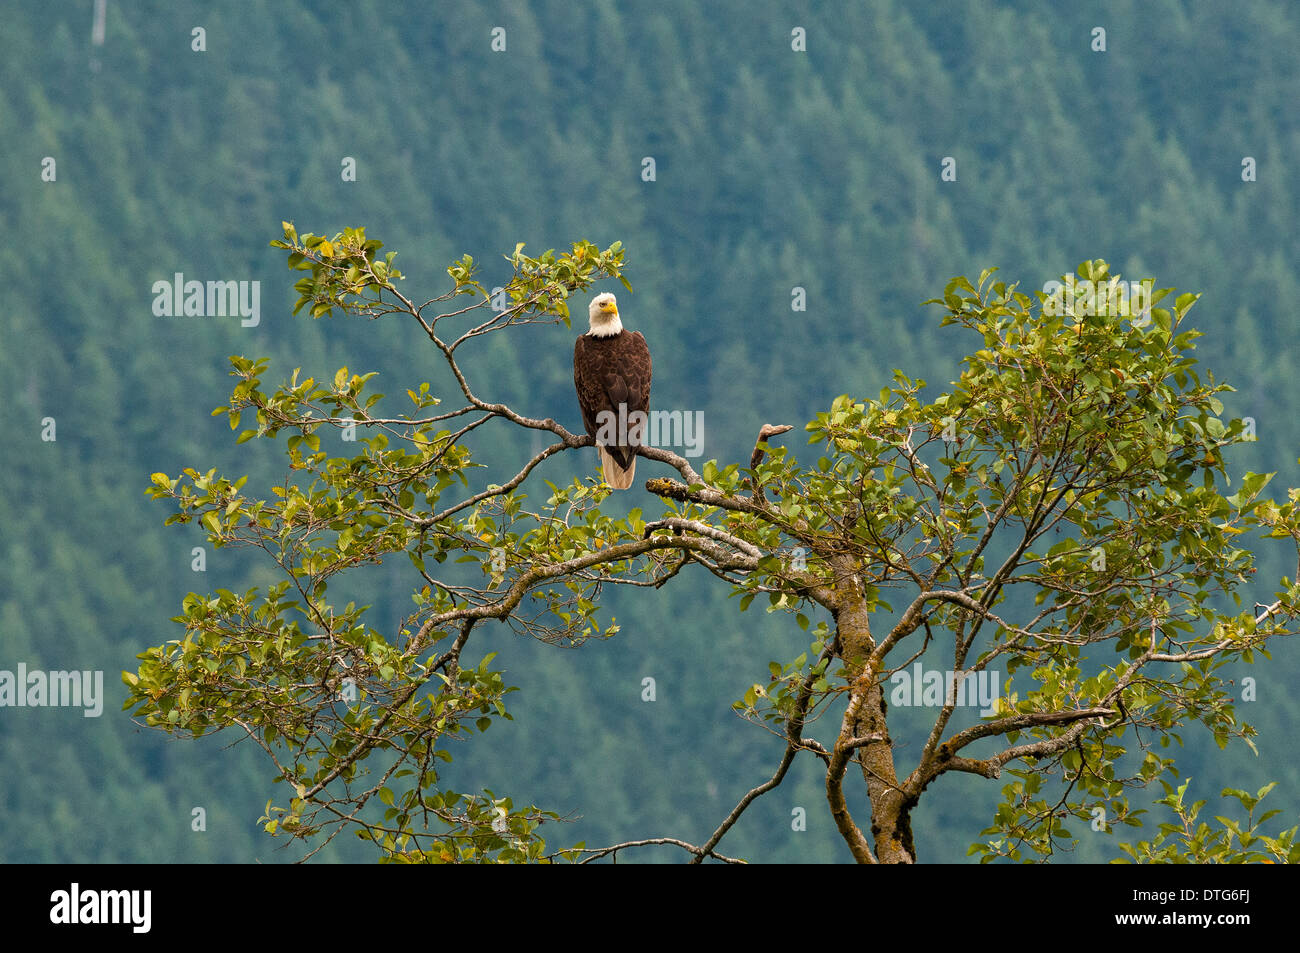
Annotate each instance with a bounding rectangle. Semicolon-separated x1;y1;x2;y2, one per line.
574;293;652;489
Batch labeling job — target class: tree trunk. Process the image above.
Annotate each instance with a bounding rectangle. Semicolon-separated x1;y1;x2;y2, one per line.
826;558;915;863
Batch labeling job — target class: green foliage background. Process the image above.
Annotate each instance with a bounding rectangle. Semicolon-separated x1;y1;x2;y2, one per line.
2;0;1298;861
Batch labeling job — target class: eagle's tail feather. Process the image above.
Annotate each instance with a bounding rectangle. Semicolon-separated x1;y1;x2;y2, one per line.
599;447;636;490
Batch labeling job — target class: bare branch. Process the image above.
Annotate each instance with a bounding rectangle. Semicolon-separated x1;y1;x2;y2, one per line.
826;738;878;864
749;423;794;500
643;517;762;558
573;837;745;865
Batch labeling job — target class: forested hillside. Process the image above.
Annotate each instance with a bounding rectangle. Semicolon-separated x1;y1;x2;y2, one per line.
2;0;1298;862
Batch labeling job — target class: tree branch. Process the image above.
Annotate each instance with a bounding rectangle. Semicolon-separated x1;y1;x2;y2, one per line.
749;423;794;500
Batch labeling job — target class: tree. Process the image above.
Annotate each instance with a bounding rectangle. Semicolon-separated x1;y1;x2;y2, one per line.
131;233;1300;863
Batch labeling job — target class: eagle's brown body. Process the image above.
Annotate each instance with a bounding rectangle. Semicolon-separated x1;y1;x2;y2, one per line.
574;324;652;489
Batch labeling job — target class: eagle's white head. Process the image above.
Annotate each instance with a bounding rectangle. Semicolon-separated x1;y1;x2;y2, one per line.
587;292;623;337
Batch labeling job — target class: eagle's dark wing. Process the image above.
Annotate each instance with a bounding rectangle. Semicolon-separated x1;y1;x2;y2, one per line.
574;331;652;470
574;335;601;438
623;329;652;420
